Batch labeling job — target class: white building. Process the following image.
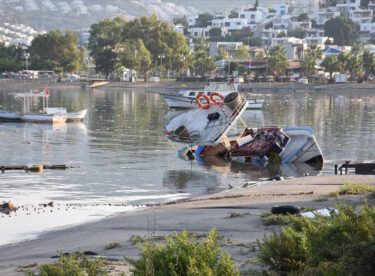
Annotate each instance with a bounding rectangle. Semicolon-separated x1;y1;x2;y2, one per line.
306;29;326;38
314;11;341;25
188;26;211;39
369;0;375;12
211;15;248;31
272;4;289;17
238;7;268;28
290;21;312;31
271;37;305;60
335;0;361;15
304;36;333;49
349;9;373;24
187;15;199;27
209;41;244;57
272;15;291;30
261;29;288;44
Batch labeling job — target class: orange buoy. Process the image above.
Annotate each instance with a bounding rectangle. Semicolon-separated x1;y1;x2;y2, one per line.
196;94;211;109
210;92;225;105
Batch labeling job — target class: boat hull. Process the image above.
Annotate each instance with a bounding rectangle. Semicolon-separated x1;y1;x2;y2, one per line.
0;111;22;122
162;94;264;110
21;114;67;124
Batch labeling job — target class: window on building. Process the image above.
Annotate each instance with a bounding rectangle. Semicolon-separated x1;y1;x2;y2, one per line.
225;22;230;27
251;15;255;19
194;32;198;36
240;14;245;18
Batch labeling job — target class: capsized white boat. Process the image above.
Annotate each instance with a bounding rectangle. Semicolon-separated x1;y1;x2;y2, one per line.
164;93;323;165
160;82;265;110
164;92;248;146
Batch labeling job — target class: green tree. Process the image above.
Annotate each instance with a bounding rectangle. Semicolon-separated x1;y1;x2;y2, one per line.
321;55;339;82
289;27;306;39
88;16;191;78
88;17;126;77
117;39;152;81
233;45;249;60
228;10;239;19
122;16;190;72
215;47;228;61
30;30;84;73
248;36;263;47
362;49;375;77
324;16;359;46
173;16;188;28
277;31;287;38
0;43;24;72
209;27;222;38
193;38;215;76
268;45;289;77
337;52;349;73
196;13;214;27
303;44;323;76
297;13;309;22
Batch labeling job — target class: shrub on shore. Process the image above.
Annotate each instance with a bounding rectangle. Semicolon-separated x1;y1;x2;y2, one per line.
25;252;108;275
329;182;375;197
128;229;239;276
257;204;375;275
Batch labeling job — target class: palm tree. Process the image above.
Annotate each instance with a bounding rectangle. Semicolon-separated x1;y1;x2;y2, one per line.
303;44;322;77
268;45;289;78
346;52;362;81
362;49;375;79
321;55;339;83
337;53;348;74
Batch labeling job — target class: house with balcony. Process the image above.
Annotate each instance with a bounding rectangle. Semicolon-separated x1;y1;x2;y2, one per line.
289;21;312;31
209;41;244;57
261;29;288;45
304;36;333;49
211;15;248;31
335;0;361;16
359;22;375;42
238;7;268;28
306;29;326;38
272;4;289;16
188;26;211;39
272;15;291;30
349;9;373;24
314;11;341;26
187;15;199;27
271;37;305;60
369;0;375;12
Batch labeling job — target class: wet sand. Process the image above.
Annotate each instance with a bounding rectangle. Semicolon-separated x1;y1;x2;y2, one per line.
0;175;374;275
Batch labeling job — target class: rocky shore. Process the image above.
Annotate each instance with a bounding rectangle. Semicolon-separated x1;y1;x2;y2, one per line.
0;175;374;275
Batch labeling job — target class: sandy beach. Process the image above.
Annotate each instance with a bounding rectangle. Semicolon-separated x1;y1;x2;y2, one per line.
0;175;374;275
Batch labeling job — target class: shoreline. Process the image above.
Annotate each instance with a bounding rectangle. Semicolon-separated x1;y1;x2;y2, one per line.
0;175;374;275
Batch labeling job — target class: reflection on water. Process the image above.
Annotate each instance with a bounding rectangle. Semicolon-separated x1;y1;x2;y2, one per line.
1;84;375;244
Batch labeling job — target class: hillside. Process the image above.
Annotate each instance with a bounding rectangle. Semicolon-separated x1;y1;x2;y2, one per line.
0;0;272;31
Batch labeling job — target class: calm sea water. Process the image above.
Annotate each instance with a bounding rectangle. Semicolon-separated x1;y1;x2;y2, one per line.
0;83;375;245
